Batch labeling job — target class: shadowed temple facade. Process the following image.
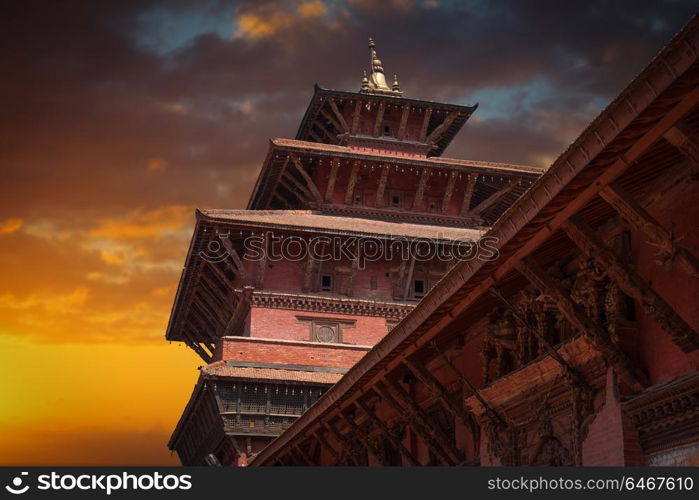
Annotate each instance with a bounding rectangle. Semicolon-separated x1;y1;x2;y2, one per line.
167;21;699;466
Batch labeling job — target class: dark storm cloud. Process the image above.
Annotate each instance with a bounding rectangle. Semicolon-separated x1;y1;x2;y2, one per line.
0;0;695;260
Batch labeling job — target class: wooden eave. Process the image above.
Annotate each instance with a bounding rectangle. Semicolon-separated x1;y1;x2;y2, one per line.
246;138;542;211
295;85;478;157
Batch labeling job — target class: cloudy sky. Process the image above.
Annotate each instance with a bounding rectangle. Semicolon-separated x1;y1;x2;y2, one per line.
0;0;695;465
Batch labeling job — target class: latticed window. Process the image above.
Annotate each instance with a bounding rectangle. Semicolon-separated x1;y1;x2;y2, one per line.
239;384;267;413
270;385;305;415
218;383;239;412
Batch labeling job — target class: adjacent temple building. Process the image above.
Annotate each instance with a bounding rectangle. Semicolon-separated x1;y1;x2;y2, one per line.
170;17;699;467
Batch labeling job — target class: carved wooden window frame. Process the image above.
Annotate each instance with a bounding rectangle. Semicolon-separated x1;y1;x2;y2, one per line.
296;315;356;344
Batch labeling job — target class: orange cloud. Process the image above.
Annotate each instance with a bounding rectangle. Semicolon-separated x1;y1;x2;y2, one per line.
147;157;167;172
298;0;327;17
0;218;23;235
90;205;192;241
235;1;329;39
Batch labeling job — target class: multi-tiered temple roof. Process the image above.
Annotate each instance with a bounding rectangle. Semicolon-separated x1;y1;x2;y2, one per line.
165;39;544;466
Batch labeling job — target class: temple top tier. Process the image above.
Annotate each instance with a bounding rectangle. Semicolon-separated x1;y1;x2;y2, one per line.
296;39;478;158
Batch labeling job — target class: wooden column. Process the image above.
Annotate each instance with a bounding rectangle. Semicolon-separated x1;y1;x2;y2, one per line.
419;108;433;142
344;163;360;205
375;165;390;207
254;231;267;288
441;171;458;213
350;99;362;134
302;254;316;293
402;253;417;300
459;174;478;216
599;182;699;279
397;105;411;140
562;218;699;354
514;257;643;390
412;168;430;210
325;160;340;202
373;101;386;137
354;400;420;466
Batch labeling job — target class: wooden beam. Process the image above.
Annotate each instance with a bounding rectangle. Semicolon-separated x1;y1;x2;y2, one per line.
441;171;458;213
373;101;386;137
272;192;292;208
325;160;339;201
206;260;233;290
193;293;226;330
320;108;342;134
351;99;362;134
223;286;253;336
323;421;361;466
468;181;517;216
344;163;360;205
377;380;462;465
403;358;476;433
419;108;432;142
328;99;350;133
293;443;314;466
354;399;420;466
459;174;478;216
315;120;338;144
428;341;506;428
309;129;323;142
664;122;699;166
397;105;410;140
425;110;460;144
290;153;324;202
220;237;247;278
280;174;313;203
562;218;699;354
514;257;644;390
183;332;213;362
337;411;383;464
375;165;389;207
412;168;430;210
313;430;342;464
600;183;699;279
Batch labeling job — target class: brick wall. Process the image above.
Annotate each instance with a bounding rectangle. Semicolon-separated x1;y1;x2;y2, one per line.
249;306;390;345
215;336;370;368
582;369;646;466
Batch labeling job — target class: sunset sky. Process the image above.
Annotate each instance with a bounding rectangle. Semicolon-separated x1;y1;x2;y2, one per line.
1;0;696;465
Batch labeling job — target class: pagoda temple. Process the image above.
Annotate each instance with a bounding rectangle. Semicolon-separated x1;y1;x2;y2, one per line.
250;17;699;467
165;39;542;466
